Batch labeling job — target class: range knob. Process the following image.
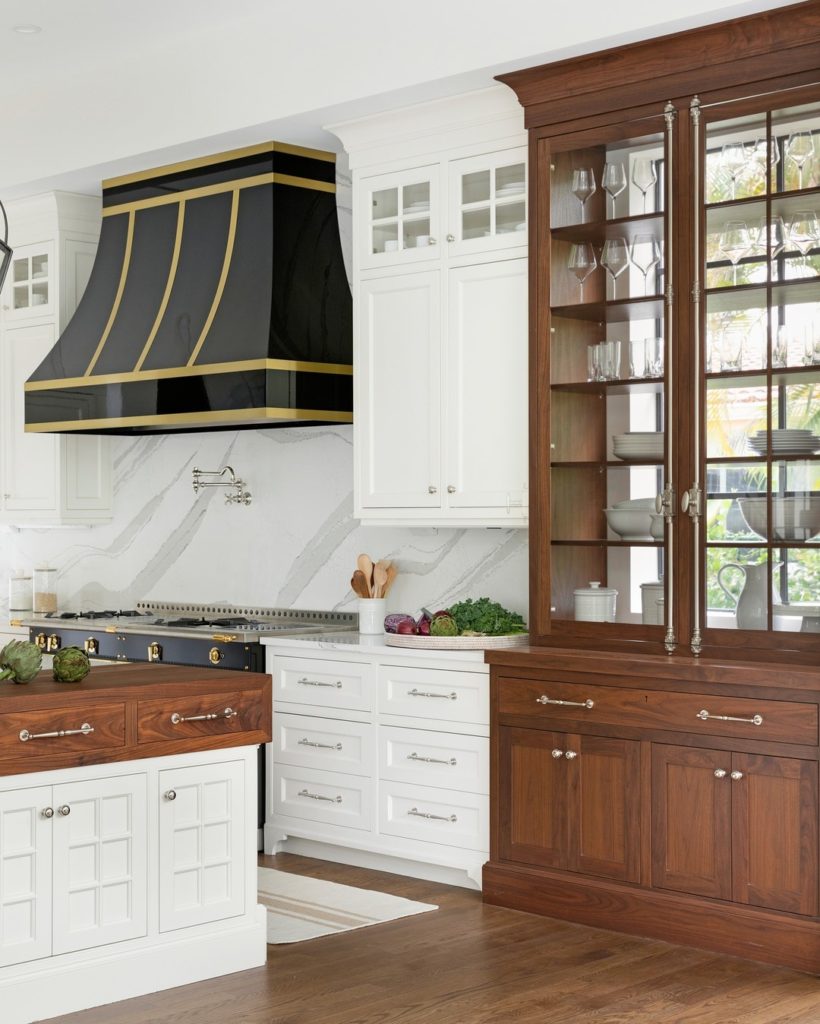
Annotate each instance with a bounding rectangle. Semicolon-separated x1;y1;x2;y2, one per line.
84;637;99;656
47;634;61;652
209;646;225;665
147;641;163;662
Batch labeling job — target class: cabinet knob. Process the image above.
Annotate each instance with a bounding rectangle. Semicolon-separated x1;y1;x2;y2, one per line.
428;237;437;245
428;485;437;494
730;770;744;781
41;806;54;819
447;485;456;494
564;750;578;760
447;234;455;243
164;790;177;801
713;768;727;779
57;805;71;817
551;749;564;759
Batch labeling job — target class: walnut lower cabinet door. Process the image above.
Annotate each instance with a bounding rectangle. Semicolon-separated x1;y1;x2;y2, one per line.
499;727;640;883
652;745;818;916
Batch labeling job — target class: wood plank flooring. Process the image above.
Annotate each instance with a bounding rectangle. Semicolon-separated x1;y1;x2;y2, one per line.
53;853;820;1024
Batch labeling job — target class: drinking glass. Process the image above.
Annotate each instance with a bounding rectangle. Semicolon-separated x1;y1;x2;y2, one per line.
631;158;657;214
602;161;627;218
647;336;664;376
602;340;622;380
750;136;779;190
786;131;815;190
718;221;750;286
629;338;648;378
770;216;790;259
600;237;629;286
587;344;602;381
570;168;597;220
721;141;748;200
629;233;661;295
720;325;745;371
568;243;597;301
787;210;820;256
773;325;789;368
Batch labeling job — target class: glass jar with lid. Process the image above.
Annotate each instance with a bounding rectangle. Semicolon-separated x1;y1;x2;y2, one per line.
32;567;58;614
8;569;32;613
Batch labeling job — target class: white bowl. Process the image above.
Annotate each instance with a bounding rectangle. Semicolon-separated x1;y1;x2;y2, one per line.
650;513;665;539
738;495;820;541
614;497;656;509
605;507;654;540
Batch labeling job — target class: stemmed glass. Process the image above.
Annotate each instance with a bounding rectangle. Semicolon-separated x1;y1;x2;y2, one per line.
567;243;597;302
631;158;657;214
571;168;597;221
785;131;815;190
721;141;748;200
750;136;779;191
602;162;627;219
600;237;630;291
788;210;820;256
719;221;750;286
629;233;661;296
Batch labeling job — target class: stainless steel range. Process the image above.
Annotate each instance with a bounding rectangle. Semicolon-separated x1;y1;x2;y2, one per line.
20;602;357;671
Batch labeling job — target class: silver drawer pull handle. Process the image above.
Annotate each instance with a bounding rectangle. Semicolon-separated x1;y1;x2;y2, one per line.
298;788;342;803
298;738;343;751
408;806;457;823
536;696;594;709
20;722;94;742
697;709;763;726
171;707;237;724
298;677;342;688
408;688;457;700
407;752;457;766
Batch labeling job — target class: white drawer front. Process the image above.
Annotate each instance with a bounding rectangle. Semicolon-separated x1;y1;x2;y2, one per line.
378;664;488;725
379;726;488;794
380;780;488;852
275;713;373;776
273;764;371;831
275;656;373;712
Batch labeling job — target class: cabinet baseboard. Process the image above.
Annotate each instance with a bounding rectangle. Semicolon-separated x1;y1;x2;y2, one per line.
483;861;820;974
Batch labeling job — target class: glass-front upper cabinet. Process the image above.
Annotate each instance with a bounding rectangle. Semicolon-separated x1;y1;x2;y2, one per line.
701;97;820;648
447;148;527;257
3;242;53;320
548;115;671;642
360;164;440;269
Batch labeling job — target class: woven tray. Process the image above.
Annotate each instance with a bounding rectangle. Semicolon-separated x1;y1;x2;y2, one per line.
383;633;529;650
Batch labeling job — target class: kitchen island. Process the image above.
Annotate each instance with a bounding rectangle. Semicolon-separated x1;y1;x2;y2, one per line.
0;663;272;1024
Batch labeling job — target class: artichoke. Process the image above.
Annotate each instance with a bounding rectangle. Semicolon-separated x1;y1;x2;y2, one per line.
52;646;91;683
0;640;43;683
430;613;459;637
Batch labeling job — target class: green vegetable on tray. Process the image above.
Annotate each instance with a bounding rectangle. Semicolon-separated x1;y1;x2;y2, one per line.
0;640;43;683
52;646;92;683
446;598;527;637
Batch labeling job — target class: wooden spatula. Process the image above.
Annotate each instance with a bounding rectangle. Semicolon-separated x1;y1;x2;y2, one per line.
356;553;374;596
373;559;391;598
381;563;398;597
351;570;370;598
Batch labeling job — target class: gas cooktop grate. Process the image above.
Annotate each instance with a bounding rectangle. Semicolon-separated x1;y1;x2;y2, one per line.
135;601;357;627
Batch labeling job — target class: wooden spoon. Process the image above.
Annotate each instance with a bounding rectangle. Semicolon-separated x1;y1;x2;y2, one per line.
351;570;370;598
381;563;398;597
356;553;374;597
373;559;391;598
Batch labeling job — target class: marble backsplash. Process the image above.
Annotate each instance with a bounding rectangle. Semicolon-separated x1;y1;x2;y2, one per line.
0;425;528;620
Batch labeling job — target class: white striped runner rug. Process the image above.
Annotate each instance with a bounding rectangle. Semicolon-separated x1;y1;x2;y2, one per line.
259;867;438;944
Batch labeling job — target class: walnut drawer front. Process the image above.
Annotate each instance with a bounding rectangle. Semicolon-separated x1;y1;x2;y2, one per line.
498;677;818;745
137;691;258;743
0;703;126;758
274;656;373;712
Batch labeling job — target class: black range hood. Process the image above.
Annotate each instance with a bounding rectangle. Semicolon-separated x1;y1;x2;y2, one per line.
25;142;352;434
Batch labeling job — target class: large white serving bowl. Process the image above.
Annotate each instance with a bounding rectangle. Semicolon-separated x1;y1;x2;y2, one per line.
738;495;820;541
605;506;654;540
614;497;656;509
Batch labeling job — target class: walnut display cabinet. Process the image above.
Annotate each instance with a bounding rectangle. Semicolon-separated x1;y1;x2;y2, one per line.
483;1;820;973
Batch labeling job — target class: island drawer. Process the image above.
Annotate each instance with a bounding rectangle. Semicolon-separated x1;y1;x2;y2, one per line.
378;664;488;725
274;656;373;712
0;702;126;759
137;691;262;743
272;763;371;831
274;712;373;776
497;677;818;745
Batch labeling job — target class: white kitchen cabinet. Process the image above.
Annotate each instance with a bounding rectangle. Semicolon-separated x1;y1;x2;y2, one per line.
0;193;111;527
0;785;52;968
330;86;529;527
264;640;489;888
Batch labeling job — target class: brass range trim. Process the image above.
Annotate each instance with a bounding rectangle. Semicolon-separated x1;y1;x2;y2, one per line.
102;141;336;190
211;634;238;643
187;189;239;366
25;407;354;433
25;358;353;391
85;210;135;375
135;199;186;371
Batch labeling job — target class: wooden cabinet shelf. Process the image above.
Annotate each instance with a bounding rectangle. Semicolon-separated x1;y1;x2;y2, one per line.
550;212;664;245
551;295;664;323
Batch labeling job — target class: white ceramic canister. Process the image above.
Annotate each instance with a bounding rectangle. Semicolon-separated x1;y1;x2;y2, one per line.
574;581;617;622
640;579;665;624
8;569;32;613
358;597;387;635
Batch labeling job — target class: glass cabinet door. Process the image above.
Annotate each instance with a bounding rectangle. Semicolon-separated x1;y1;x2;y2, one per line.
548;115;670;639
701;97;820;647
360;165;439;268
447;148;527;256
4;243;53;318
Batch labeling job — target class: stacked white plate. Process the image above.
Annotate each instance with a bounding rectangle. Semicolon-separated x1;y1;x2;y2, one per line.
497;182;525;196
747;429;820;456
612;432;664;461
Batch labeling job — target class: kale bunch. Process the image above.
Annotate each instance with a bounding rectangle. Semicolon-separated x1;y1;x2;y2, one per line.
447;598;527;636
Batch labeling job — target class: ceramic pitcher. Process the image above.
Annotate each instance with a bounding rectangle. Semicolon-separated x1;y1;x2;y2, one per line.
717;561;781;630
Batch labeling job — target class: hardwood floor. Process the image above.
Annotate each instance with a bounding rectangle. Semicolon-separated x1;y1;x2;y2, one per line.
53;853;820;1024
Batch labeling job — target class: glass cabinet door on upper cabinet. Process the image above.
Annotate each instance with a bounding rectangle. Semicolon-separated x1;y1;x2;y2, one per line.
447;148;527;257
700;96;820;651
548;115;670;643
2;242;54;320
360;165;440;270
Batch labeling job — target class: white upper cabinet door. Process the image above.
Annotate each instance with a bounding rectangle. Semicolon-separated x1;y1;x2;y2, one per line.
357;272;441;510
0;786;53;968
51;773;147;955
158;760;245;933
3;243;55;322
444;258;529;513
359;165;441;271
447;149;527;259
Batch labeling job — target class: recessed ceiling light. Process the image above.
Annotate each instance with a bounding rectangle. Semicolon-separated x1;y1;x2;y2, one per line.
13;24;42;34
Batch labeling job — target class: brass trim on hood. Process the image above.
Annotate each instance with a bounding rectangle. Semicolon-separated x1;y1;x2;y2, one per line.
25;407;354;433
85;210;135;375
134;199;186;371
25;358;353;391
101;141;336;190
187;189;239;366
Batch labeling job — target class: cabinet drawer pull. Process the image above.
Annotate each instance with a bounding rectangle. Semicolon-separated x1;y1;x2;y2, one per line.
551;749;564;759
564;750;578;760
697;709;763;726
714;768;727;779
298;788;342;803
408;806;457;823
408;688;457;700
298;677;343;689
407;752;457;766
171;707;237;725
298;738;343;751
19;722;94;742
730;770;744;781
536;695;594;710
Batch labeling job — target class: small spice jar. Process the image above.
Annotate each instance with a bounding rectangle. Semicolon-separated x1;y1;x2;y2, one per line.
573;581;617;622
32;567;58;614
8;569;32;613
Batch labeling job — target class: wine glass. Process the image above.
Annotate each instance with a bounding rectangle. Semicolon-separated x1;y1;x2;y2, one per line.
629;233;661;296
719;221;750;286
750;136;779;191
567;243;597;302
787;210;820;256
600;237;630;290
631;158;658;214
602;161;627;219
770;216;790;259
570;168;597;221
786;131;815;190
721;141;748;200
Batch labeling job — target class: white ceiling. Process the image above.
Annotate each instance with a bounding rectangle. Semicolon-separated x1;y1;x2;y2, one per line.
0;0;796;197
